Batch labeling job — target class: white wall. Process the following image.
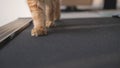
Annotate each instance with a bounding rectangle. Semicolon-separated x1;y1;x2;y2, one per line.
0;0;31;26
0;0;120;26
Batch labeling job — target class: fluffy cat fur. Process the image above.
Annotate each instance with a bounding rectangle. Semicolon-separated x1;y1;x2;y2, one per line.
27;0;60;37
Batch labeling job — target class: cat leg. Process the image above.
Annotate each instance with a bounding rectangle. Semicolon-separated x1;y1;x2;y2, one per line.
27;0;47;37
45;0;55;28
54;0;61;21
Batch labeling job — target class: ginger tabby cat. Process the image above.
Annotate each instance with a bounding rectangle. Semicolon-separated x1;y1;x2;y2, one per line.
27;0;60;37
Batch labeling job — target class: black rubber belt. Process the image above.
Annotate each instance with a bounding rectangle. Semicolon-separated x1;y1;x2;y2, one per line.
0;17;120;68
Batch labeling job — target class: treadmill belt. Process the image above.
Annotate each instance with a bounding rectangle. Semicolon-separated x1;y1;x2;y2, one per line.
0;17;120;68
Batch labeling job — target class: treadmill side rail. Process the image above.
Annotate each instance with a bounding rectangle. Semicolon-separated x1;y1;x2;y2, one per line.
0;18;32;46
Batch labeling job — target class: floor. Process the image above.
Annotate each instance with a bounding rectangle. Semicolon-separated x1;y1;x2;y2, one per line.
61;10;120;19
1;10;120;27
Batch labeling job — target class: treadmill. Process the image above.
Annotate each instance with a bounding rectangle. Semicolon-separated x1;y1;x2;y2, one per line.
0;16;120;68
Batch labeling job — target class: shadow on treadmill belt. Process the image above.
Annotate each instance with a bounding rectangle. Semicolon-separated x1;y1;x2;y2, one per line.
0;17;120;68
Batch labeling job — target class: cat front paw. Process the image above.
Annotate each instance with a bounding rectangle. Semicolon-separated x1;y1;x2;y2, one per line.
31;27;47;37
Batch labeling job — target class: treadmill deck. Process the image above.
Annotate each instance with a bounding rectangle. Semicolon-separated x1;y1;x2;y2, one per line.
0;17;120;68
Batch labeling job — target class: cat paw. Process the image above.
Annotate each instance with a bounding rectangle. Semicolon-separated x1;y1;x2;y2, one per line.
31;27;47;37
46;21;56;28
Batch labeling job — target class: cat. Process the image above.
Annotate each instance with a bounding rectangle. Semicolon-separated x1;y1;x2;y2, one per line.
27;0;60;37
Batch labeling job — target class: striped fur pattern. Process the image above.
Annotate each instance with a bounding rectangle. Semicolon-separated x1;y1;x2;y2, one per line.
27;0;60;36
